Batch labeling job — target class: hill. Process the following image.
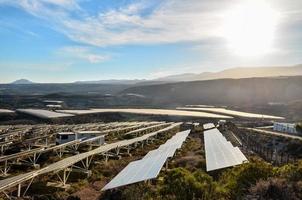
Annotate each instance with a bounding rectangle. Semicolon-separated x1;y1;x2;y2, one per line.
8;64;302;85
155;64;302;82
11;79;35;84
0;83;129;95
74;79;147;85
121;76;302;106
53;64;302;84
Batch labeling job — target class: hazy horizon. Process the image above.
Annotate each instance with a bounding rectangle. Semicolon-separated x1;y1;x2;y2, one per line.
2;63;302;84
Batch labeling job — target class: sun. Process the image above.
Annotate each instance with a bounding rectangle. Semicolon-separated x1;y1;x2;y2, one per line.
222;1;280;57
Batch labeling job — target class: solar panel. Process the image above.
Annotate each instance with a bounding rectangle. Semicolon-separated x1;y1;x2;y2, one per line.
146;144;179;158
204;128;248;171
17;109;74;119
234;147;248;162
102;153;168;190
0;123;184;192
102;129;191;190
58;108;233;119
0;109;14;114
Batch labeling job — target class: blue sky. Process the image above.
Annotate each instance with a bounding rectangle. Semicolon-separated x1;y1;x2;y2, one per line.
0;0;302;83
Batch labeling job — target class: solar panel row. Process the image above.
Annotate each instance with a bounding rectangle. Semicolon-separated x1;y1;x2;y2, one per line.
17;109;75;119
204;128;248;172
0;123;182;192
102;129;191;190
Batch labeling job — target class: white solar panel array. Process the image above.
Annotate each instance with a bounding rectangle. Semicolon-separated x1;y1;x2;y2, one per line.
203;123;216;130
102;129;191;190
17;109;74;119
204;128;248;172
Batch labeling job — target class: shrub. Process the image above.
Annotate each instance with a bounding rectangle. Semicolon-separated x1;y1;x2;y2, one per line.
219;160;273;199
160;168;226;200
248;178;302;200
160;168;198;200
296;123;302;134
275;161;302;181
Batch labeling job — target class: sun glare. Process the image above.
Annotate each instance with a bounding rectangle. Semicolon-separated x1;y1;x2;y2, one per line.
223;1;280;57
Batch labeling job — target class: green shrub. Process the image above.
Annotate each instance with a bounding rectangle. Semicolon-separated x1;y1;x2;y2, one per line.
219;160;273;199
160;168;226;200
275;161;302;181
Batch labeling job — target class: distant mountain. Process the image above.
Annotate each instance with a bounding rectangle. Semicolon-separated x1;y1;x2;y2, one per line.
10;64;302;85
75;64;302;84
155;64;302;82
11;79;35;84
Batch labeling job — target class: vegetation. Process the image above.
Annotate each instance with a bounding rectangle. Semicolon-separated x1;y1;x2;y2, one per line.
160;168;225;200
102;159;302;200
296;122;302;134
3;127;301;200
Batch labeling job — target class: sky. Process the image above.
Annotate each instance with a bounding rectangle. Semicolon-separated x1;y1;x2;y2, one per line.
0;0;302;83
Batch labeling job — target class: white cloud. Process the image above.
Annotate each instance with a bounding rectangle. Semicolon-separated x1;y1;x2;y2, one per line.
0;61;72;71
41;0;77;7
0;0;231;46
59;46;109;63
1;0;302;57
60;1;227;46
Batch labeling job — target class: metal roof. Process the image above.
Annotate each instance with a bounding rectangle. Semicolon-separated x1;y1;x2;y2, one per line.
58;132;75;135
203;123;216;130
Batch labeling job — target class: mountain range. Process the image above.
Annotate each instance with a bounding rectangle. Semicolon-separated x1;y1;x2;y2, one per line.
9;64;302;85
153;64;302;82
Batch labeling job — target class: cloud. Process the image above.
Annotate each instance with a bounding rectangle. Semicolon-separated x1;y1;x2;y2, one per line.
41;0;78;7
0;61;72;71
59;46;110;63
1;0;302;55
59;1;226;46
0;0;229;46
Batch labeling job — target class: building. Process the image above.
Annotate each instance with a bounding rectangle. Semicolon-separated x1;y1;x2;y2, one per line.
46;105;62;110
273;122;297;134
43;100;64;110
56;131;105;145
56;132;76;144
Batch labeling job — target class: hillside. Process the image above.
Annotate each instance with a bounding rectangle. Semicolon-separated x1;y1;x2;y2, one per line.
155;64;302;82
20;64;302;85
0;83;129;95
121;76;302;106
